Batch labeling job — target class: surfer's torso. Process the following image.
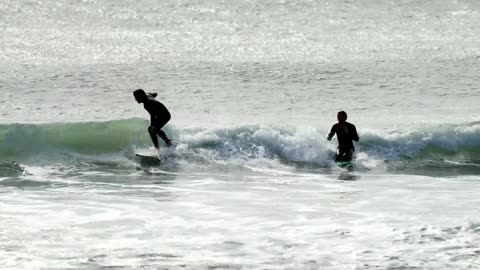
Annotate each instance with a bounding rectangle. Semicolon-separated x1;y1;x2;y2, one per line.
143;98;171;124
328;122;359;151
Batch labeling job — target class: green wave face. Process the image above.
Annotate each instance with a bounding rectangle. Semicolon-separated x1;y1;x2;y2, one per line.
0;119;150;158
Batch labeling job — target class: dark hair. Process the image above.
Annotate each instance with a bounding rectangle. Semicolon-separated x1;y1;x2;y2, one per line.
338;111;347;119
133;89;147;100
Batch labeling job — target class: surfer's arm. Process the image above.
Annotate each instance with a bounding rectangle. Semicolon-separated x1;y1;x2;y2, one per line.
327;125;336;141
351;125;359;142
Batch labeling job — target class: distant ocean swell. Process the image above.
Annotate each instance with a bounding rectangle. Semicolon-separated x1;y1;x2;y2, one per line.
0;119;478;174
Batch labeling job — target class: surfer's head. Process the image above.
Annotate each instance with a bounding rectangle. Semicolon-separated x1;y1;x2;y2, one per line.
337;111;347;123
133;89;148;103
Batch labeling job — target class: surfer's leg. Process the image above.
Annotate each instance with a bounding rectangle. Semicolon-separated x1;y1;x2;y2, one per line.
148;125;160;148
152;120;172;147
156;129;172;146
335;148;343;162
337;149;352;162
344;149;354;162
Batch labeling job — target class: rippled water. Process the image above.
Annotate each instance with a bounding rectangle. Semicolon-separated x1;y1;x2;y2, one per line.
1;0;480;269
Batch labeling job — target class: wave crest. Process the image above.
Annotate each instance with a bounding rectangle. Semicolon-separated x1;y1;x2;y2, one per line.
1;119;479;168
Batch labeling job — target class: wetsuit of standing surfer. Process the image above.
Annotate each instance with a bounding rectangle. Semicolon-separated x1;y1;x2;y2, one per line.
133;89;172;149
327;111;359;162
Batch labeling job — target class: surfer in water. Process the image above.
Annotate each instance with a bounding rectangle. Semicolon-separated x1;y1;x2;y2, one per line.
327;111;359;162
133;89;173;153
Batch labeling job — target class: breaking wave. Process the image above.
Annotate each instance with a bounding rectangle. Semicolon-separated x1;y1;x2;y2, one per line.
1;119;479;174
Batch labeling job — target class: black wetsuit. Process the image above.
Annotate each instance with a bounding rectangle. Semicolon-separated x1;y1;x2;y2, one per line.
143;98;171;148
327;122;359;162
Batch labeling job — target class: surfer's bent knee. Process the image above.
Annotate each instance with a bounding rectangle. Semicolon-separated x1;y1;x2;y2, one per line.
148;126;156;133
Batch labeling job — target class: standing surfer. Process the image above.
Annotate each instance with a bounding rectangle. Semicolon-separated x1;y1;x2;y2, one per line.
327;111;359;162
133;89;173;155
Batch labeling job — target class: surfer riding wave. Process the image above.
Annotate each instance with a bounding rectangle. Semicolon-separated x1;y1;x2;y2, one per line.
133;89;173;155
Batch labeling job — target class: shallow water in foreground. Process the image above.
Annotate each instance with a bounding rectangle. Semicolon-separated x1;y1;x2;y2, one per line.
0;158;479;269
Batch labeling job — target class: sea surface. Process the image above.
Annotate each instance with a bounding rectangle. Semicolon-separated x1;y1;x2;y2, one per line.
1;0;480;269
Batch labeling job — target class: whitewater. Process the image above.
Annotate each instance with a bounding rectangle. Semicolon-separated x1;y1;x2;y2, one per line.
1;0;480;269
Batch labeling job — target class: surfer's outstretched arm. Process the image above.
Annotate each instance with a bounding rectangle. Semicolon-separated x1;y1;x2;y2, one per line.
327;124;336;141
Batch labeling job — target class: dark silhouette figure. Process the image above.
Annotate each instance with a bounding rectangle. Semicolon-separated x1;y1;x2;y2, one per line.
327;111;359;162
133;89;172;148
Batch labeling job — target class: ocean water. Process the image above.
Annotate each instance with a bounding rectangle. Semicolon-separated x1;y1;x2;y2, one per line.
1;0;480;269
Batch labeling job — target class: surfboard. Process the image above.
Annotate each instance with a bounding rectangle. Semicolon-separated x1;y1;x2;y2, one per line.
336;161;355;171
136;153;161;165
136;153;159;159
